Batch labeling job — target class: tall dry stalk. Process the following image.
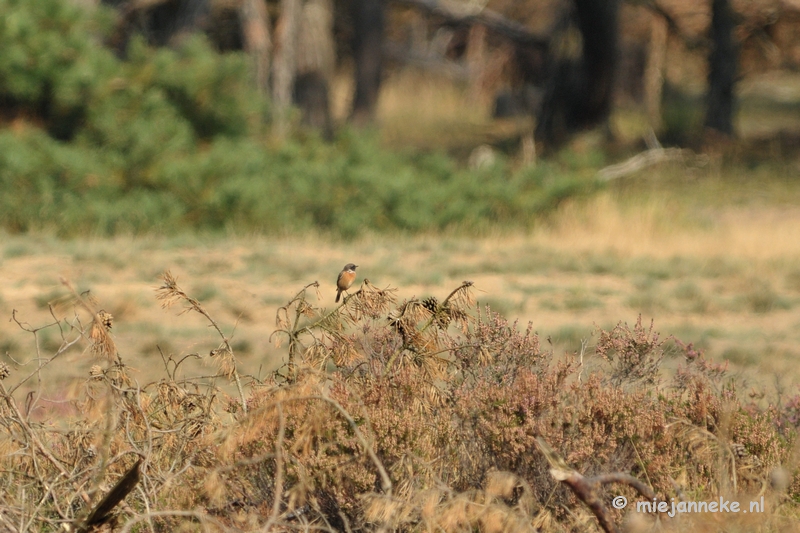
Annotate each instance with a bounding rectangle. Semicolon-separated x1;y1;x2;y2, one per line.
156;270;248;414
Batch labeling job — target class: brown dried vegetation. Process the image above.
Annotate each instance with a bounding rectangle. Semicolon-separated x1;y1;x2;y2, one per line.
0;275;798;532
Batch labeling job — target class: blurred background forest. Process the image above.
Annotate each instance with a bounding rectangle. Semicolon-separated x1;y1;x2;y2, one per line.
3;0;800;237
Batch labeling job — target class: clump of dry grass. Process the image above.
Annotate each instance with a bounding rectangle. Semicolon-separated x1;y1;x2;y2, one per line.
0;274;798;532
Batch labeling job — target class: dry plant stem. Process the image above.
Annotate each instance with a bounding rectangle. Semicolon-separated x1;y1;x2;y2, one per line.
577;338;587;383
0;510;15;532
0;382;92;505
629;438;655;495
119;510;230;533
442;281;474;307
157;272;247;415
207;328;246;416
288;283;323;377
271;282;321;380
262;403;285;532
275;282;370;382
294;287;362;339
9;310;83;396
23;477;60;531
254;394;392;495
85;388;118;511
666;419;738;491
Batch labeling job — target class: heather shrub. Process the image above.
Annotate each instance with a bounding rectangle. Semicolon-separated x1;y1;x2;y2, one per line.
1;277;797;531
230;284;796;530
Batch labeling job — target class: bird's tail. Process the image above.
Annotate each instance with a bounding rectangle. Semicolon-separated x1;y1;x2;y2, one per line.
336;290;341;303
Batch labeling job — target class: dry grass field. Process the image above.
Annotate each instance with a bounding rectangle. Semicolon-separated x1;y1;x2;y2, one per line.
3;172;800;396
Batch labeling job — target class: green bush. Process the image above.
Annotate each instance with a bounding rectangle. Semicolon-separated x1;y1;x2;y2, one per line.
0;0;598;238
0;0;117;139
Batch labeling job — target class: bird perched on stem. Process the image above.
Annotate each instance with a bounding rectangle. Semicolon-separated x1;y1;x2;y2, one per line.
336;263;358;303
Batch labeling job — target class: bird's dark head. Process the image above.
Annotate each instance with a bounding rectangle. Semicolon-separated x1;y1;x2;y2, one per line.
344;263;358;272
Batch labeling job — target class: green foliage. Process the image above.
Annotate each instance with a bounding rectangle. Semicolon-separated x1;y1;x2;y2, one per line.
0;126;599;237
0;0;597;238
0;0;117;138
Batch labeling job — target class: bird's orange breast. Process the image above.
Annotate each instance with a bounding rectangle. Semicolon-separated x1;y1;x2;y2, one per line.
337;270;356;290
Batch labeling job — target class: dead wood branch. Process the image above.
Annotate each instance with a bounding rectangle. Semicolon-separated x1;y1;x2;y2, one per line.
597;147;707;181
536;437;665;533
391;0;547;48
78;458;143;532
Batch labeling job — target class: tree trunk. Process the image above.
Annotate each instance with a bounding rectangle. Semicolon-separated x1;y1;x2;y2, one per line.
350;0;385;126
465;23;487;103
704;0;737;135
536;0;619;147
240;0;272;95
573;0;618;125
644;13;667;133
295;0;335;138
273;0;302;136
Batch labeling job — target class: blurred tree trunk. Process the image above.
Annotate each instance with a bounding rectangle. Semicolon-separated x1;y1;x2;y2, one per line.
644;14;668;133
295;0;336;138
704;0;737;136
466;23;487;103
536;0;619;147
350;0;385;126
240;0;272;95
273;0;302;136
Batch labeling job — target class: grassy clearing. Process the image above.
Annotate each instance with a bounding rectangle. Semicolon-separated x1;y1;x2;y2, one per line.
3;165;800;394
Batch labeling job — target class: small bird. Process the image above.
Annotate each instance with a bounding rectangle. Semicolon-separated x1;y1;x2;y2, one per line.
336;263;358;303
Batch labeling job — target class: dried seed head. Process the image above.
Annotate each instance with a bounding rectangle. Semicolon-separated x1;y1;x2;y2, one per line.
155;270;190;310
89;318;117;360
0;362;9;380
97;309;113;330
89;365;103;377
422;296;438;313
210;344;236;377
297;300;315;318
435;304;453;330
